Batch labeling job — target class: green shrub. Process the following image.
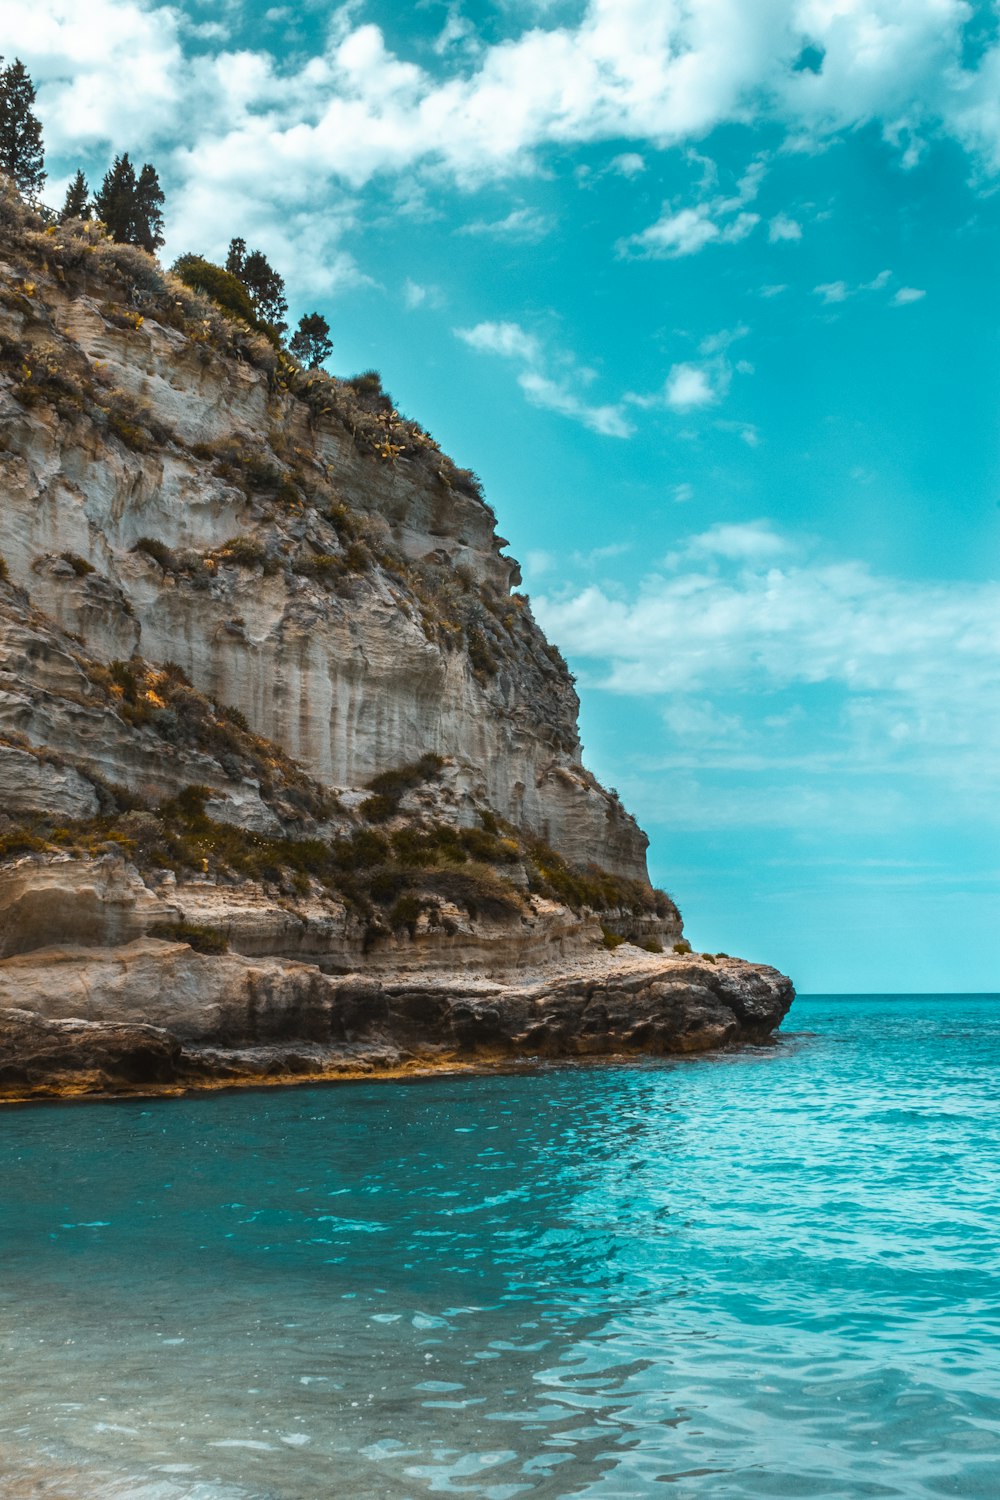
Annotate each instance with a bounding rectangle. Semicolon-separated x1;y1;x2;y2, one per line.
361;754;446;821
217;536;268;570
60;551;94;576
171;254;257;327
219;703;250;733
601;926;627;950
91;239;167;295
359;792;397;823
345;369;393;413
0;828;48;858
672;939;692;954
103;389;172;452
0;554;8;583
149;920;228;954
390;893;425;935
294;552;343;583
638;938;664;954
134;536;176;571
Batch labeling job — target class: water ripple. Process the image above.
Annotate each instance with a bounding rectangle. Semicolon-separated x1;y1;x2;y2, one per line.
1;995;999;1497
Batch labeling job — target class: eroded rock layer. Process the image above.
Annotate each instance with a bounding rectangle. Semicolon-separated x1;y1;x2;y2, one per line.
0;942;794;1101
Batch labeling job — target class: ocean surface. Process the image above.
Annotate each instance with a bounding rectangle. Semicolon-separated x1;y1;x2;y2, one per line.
1;994;999;1499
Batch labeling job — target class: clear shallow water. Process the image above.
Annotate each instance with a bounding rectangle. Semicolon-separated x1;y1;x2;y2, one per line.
1;995;999;1500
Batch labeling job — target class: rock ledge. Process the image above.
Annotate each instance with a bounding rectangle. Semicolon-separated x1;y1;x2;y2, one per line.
0;943;793;1101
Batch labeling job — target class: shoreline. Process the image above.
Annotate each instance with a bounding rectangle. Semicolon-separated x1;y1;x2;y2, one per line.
0;1030;793;1109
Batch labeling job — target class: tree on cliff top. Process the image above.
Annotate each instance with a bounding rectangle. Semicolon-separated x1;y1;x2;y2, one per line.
95;154;165;252
60;169;90;222
289;312;333;370
226;237;287;334
0;58;45;200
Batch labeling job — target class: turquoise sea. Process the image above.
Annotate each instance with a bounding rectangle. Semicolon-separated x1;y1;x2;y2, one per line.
1;994;999;1498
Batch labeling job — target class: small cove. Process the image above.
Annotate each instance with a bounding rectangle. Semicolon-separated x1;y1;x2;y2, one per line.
1;996;999;1498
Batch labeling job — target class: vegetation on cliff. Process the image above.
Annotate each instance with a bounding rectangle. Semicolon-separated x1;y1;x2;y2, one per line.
0;146;670;946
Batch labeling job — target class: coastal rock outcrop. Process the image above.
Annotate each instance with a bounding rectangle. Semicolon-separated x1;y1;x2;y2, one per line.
0;187;794;1098
0;941;794;1100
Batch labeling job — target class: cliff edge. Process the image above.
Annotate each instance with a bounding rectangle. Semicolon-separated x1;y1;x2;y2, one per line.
0;187;793;1100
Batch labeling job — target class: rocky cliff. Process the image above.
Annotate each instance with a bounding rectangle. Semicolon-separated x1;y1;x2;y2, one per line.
0;186;793;1099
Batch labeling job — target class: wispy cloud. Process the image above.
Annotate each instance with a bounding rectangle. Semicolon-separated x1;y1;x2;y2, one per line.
619;157;765;260
813;270;920;309
455;320;633;437
533;523;1000;817
458;206;553;240
402;278;444;309
892;286;927;306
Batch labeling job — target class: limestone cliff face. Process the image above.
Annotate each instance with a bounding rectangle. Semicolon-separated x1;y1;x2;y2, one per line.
0;194;796;1100
0;215;647;880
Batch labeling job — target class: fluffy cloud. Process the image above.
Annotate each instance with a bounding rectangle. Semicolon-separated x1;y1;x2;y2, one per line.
768;212;802;242
16;0;1000;245
620;156;765;259
456;320;542;362
664;363;718;410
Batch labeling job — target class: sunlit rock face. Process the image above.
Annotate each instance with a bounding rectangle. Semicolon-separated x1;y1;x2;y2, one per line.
0;255;648;880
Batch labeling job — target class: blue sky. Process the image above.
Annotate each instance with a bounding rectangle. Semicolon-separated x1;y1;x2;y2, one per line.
10;0;1000;991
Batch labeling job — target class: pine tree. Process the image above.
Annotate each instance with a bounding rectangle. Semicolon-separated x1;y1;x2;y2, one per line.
94;154;138;242
0;58;45;199
94;155;165;250
60;169;90;222
225;237;247;278
133;162;164;252
289;312;333;370
226;236;287;333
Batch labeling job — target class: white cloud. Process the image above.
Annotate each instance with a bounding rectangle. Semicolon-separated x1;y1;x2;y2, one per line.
686;519;790;561
459;207;553;240
609;152;645;177
665;363;717;410
403;278;444;309
518;373;634;437
768;213;802;242
15;0;1000;203
533;524;1000;805
455;320;542;362
893;286;927;305
716;418;760;446
456;321;632;436
813;270;924;311
9;0;990;318
672;482;695;504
